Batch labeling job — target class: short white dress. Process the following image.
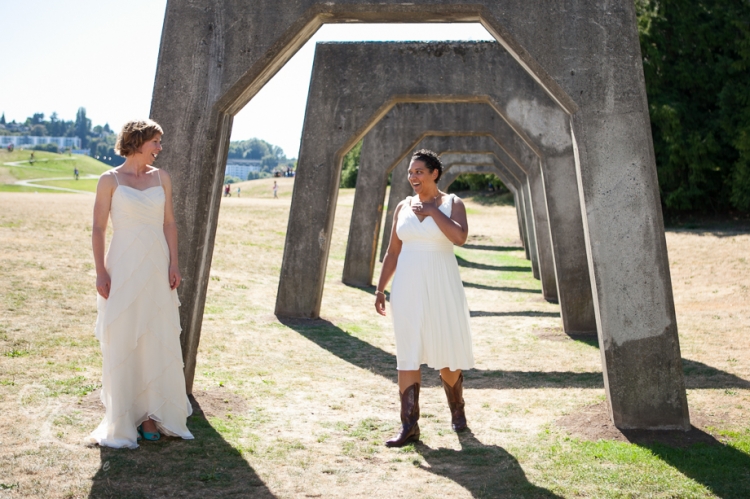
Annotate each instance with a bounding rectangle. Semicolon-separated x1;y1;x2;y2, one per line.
390;194;475;371
87;171;194;448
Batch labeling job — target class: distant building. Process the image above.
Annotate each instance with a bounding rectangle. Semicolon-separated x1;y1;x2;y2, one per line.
225;159;261;179
0;136;81;149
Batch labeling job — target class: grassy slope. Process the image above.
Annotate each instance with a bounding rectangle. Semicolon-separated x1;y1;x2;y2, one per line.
0;149;111;193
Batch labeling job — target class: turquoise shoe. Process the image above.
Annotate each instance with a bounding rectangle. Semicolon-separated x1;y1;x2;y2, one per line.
137;424;161;442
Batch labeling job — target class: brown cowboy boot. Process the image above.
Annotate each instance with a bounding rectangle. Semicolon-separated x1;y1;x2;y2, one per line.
385;383;420;447
441;372;467;431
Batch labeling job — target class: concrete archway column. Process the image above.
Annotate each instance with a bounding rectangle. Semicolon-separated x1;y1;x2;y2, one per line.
276;42;686;428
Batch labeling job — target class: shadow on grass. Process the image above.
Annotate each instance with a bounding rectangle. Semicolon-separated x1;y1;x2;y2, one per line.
279;317;603;389
415;430;562;498
280;318;750;392
462;244;522;252
89;397;274;499
682;358;750;389
470;310;559;318
456;255;530;272
631;429;750;499
462;280;541;294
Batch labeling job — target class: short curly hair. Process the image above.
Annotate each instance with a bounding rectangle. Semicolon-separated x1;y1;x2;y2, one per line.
115;119;164;157
411;149;443;181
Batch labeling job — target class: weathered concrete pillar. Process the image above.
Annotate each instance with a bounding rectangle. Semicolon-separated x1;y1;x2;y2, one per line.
153;4;689;429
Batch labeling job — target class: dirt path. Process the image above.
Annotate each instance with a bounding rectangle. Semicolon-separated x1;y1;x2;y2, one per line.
12;175;98;194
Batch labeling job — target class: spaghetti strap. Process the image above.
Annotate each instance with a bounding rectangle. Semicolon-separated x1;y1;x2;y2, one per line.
112;171;120;185
157;170;162;186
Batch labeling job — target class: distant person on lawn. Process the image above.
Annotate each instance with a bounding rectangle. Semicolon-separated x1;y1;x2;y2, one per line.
87;119;193;448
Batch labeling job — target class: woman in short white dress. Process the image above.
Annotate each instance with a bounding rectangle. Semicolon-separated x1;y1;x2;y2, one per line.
375;149;474;447
87;120;193;448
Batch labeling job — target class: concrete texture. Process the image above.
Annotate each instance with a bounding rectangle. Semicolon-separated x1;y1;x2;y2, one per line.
152;2;688;429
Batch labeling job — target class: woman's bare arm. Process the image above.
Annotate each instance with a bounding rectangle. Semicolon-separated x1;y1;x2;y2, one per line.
161;170;182;290
92;173;116;298
375;201;407;316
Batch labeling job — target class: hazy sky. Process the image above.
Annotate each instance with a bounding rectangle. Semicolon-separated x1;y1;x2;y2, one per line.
1;1;493;158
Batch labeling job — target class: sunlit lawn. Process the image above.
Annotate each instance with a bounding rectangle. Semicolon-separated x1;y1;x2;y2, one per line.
0;181;749;498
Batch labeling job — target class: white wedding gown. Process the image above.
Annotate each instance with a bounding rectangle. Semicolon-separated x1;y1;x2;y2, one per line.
390;194;475;371
87;172;193;448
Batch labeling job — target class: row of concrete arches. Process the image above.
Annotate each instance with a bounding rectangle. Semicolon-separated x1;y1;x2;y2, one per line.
151;1;688;430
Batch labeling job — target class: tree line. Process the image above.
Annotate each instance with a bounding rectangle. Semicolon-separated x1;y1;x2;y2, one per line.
637;0;749;214
0;108;120;165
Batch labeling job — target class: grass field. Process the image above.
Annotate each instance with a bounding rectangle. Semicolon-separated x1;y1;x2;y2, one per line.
0;178;749;498
0;149;110;193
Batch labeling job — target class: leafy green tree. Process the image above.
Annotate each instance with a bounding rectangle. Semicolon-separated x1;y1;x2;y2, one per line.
0;113;5;125
340;140;362;188
447;173;506;193
75;107;91;148
637;0;750;212
30;124;47;137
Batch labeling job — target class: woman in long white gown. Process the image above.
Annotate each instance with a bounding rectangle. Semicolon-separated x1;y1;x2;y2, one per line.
87;119;193;448
374;149;474;447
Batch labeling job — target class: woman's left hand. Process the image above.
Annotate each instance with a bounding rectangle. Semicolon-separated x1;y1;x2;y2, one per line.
169;263;182;290
411;201;439;218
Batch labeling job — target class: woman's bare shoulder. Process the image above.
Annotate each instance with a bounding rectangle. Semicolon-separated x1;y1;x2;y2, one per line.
98;169;118;186
153;167;170;179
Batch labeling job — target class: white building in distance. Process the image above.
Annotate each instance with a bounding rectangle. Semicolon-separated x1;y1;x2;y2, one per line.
225;159;261;180
0;136;82;149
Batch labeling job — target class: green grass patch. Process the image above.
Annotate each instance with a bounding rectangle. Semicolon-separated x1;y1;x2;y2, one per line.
0;150;110;188
539;431;750;498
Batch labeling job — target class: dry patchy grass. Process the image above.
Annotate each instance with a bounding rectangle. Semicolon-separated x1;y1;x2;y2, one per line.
0;179;748;498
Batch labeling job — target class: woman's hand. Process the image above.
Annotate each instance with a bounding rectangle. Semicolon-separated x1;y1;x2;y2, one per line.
411;200;439;218
96;271;111;299
169;263;182;290
375;291;387;316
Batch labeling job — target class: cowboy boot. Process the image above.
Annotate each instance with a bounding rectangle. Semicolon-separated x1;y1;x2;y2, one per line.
385;383;420;447
441;372;467;431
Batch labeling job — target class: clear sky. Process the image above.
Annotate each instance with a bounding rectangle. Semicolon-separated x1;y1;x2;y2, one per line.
0;1;493;158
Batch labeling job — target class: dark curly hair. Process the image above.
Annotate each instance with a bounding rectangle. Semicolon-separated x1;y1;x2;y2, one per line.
411;149;443;181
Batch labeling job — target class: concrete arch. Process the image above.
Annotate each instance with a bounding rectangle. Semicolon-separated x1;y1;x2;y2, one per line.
343;101;569;311
152;3;687;429
368;124;597;338
276;41;685;430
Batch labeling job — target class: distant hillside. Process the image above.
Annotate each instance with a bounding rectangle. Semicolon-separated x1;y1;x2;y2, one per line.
0;149;110;193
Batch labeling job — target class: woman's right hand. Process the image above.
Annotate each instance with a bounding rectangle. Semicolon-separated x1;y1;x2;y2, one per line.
375;292;386;316
96;272;111;299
